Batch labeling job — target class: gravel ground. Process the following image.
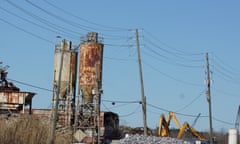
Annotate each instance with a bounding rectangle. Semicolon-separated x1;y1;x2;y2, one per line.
112;134;192;144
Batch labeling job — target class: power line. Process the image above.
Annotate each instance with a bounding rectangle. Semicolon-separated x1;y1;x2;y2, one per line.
0;18;52;44
0;6;79;40
102;98;234;126
213;67;240;85
119;105;141;117
42;0;128;32
213;87;240;98
104;56;136;62
102;99;141;104
25;0;90;32
142;61;203;87
213;117;234;126
102;101;141;117
7;78;52;92
143;37;204;63
5;0;83;37
144;30;204;56
212;53;240;74
147;103;234;126
142;47;204;69
175;90;205;112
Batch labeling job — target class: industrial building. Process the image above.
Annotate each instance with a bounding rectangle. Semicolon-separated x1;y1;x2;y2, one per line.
50;32;120;143
0;64;35;116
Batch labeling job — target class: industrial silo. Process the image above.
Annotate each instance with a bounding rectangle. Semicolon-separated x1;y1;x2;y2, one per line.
53;39;78;126
54;39;78;99
78;32;104;104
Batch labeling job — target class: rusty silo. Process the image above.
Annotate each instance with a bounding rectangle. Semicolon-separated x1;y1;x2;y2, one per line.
78;32;104;104
74;32;104;142
53;39;78;126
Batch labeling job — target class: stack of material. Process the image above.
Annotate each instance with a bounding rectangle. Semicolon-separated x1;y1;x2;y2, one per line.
115;134;192;144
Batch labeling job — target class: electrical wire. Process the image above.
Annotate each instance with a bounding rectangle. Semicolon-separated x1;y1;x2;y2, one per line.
9;0;130;40
213;87;240;98
142;61;204;87
0;6;79;40
0;18;52;44
102;102;132;109
142;47;204;69
174;90;205;112
7;78;52;92
5;0;83;37
102;100;141;117
118;105;141;117
7;78;234;126
42;0;129;32
25;0;91;32
212;53;240;74
143;37;204;63
147;102;234;127
213;66;240;84
104;56;136;62
213;117;234;126
102;99;141;104
144;30;204;56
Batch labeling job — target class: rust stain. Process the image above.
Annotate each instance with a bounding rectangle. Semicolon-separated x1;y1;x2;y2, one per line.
79;43;103;103
0;91;35;110
54;40;78;98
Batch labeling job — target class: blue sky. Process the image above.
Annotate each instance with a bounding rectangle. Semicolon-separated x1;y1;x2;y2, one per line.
1;0;240;132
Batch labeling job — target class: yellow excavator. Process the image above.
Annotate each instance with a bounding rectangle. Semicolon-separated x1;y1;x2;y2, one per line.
158;112;206;141
177;122;205;140
158;111;182;137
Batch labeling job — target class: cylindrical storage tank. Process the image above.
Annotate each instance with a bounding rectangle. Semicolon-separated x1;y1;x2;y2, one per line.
228;128;237;144
79;32;104;103
54;39;78;99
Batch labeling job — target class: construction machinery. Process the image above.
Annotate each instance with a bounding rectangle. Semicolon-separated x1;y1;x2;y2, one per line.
177;122;206;140
158;111;181;137
158;112;207;142
192;113;201;127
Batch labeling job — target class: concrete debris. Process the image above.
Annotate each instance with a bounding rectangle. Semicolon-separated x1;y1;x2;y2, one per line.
115;134;191;144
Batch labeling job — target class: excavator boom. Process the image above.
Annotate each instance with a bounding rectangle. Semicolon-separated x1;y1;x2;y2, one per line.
158;114;171;137
158;112;206;141
158;112;181;137
177;122;206;140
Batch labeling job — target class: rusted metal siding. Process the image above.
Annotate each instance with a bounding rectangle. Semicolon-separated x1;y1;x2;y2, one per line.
0;92;24;104
79;43;104;103
54;40;78;99
0;91;34;110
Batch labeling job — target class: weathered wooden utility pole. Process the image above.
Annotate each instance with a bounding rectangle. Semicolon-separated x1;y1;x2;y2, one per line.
206;52;213;144
48;41;65;144
135;29;147;135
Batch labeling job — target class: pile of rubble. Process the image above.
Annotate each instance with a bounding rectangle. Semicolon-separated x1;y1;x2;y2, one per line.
115;134;192;144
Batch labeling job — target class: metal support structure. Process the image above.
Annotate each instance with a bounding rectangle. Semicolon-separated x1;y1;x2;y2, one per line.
135;29;147;135
206;53;213;144
191;113;201;127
